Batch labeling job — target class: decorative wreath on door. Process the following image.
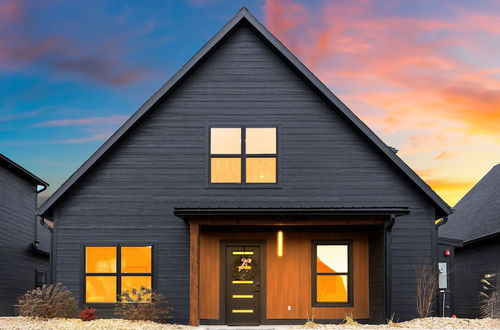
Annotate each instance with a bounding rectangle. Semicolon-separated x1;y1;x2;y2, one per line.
233;256;259;281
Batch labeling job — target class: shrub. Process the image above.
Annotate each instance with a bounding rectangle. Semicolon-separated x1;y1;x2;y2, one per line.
79;306;97;321
115;287;172;322
414;263;438;318
17;283;77;318
479;273;498;318
343;313;358;325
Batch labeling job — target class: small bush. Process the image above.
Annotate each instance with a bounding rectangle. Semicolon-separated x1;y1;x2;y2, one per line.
343;313;358;325
115;287;172;322
17;283;77;318
79;306;97;321
387;313;398;327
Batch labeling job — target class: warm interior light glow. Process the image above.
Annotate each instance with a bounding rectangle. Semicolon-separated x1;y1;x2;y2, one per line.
277;230;283;257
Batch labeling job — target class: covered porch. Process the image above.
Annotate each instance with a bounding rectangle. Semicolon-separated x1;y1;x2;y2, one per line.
175;207;409;326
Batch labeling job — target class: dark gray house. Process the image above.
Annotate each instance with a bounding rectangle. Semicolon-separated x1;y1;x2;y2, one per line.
0;154;50;315
38;9;452;325
439;164;500;318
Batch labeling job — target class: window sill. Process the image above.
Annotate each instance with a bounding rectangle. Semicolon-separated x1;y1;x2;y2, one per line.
206;183;282;189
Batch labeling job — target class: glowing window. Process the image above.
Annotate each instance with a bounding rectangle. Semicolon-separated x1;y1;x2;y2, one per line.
210;128;241;154
210;158;241;183
209;127;277;184
84;245;153;303
312;241;352;306
246;158;276;183
85;247;116;273
86;276;117;303
121;246;152;273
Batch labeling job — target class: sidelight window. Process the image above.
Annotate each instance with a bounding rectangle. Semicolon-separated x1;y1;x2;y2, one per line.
84;245;153;303
209;127;277;184
312;241;353;306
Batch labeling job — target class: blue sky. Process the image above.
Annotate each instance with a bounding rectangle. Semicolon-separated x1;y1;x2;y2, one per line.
1;0;499;204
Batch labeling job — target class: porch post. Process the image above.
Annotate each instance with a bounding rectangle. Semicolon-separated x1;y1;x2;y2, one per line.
384;214;396;320
189;222;200;326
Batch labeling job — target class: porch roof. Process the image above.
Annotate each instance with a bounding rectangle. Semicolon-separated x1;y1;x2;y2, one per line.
174;206;410;217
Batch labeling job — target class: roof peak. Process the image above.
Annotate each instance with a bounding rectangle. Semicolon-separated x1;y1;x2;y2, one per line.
37;7;451;218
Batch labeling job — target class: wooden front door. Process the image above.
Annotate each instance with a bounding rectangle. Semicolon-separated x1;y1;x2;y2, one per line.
224;243;262;325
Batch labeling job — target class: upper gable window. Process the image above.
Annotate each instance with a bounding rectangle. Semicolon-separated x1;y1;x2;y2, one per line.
210;127;277;184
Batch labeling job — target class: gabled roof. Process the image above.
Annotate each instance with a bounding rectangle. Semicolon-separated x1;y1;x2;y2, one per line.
0;153;48;189
38;8;452;218
439;164;500;243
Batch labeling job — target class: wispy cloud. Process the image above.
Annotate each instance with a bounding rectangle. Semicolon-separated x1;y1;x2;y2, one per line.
33;115;128;127
54;133;112;144
0;110;41;122
0;1;151;86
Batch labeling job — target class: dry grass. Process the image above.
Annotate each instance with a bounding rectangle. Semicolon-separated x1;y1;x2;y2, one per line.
0;317;192;330
300;317;500;329
1;316;500;330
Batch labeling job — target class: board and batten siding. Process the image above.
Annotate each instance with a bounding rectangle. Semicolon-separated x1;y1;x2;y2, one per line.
0;165;49;315
52;25;438;323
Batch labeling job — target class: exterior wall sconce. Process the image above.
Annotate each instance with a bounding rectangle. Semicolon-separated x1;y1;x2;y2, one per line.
277;230;283;257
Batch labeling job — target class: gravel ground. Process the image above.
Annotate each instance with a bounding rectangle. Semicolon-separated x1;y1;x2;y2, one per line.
0;317;499;330
0;317;192;330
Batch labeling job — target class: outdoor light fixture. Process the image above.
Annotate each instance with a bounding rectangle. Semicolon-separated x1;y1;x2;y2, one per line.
443;249;451;257
277;230;283;257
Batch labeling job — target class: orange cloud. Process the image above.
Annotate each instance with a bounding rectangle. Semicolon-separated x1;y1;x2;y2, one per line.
263;0;500;140
263;0;500;205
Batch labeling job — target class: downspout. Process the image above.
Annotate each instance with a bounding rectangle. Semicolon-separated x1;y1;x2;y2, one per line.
435;214;450;229
32;184;50;256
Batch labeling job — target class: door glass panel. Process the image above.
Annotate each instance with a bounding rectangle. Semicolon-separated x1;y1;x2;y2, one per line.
317;275;348;302
316;245;348;273
211;158;241;183
86;247;116;273
121;276;152;301
246;128;276;154
246;158;276;183
121;246;152;273
211;128;241;154
86;276;116;302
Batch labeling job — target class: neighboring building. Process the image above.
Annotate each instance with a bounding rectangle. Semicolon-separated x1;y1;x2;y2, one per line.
38;9;452;325
439;165;500;318
0;154;50;315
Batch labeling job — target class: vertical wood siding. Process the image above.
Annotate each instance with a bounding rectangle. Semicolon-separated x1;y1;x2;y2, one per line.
53;25;437;323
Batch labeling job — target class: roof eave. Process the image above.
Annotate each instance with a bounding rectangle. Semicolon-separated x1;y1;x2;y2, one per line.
0;154;49;189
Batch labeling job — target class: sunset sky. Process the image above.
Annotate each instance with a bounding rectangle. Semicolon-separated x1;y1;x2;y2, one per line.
1;0;499;206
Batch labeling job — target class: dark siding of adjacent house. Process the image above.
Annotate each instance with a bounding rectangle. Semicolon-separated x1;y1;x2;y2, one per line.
0;165;49;315
453;237;500;318
51;24;438;323
437;238;461;317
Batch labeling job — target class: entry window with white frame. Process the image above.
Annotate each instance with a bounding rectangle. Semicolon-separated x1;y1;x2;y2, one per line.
209;127;277;184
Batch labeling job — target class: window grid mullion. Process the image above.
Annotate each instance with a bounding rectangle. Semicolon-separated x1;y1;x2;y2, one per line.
117;245;121;302
242;127;246;183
